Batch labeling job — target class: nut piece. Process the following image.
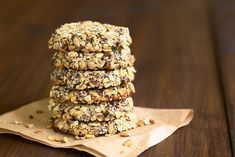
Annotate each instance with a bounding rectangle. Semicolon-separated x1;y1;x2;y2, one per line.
122;139;133;147
120;131;129;137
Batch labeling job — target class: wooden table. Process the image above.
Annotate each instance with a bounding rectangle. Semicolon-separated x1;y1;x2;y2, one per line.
0;0;234;156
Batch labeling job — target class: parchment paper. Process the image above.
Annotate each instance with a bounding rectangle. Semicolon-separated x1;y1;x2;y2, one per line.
0;99;193;157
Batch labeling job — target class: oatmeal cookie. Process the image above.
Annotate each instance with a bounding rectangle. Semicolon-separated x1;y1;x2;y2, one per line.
52;114;137;137
52;48;135;70
51;67;135;90
49;97;134;122
48;21;132;52
49;82;135;104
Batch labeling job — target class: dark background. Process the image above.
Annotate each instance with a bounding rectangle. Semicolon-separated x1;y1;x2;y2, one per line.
0;0;234;156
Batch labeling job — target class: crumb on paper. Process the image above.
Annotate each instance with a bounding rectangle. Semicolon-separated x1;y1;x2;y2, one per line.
36;110;43;114
29;115;34;119
62;137;68;143
48;136;69;143
122;139;133;147
150;119;155;124
46;125;53;129
144;118;151;125
85;134;95;139
136;120;145;127
47;136;56;141
136;146;141;150
120;131;129;137
13;121;22;125
75;136;85;140
25;124;34;128
136;118;156;127
34;130;42;134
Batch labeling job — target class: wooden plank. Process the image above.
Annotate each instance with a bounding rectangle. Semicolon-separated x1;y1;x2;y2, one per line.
0;0;232;156
132;1;232;156
210;0;235;153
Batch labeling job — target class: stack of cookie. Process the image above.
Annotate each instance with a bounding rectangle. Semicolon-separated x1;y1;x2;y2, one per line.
48;21;137;139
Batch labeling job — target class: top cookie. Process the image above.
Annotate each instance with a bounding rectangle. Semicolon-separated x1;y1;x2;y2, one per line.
48;21;132;52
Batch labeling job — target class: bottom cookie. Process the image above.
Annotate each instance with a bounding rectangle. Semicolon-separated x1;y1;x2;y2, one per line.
52;115;137;138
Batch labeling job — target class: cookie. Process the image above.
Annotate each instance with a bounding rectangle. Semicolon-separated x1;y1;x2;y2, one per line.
49;97;134;122
52;48;135;70
52;114;137;137
48;21;132;52
51;67;136;90
49;82;135;104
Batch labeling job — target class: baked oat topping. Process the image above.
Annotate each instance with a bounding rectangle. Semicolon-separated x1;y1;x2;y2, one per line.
52;115;137;138
48;21;132;52
52;47;135;70
49;82;135;104
51;67;135;90
49;97;134;122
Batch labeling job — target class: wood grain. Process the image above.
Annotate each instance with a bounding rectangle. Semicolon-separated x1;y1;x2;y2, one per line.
0;0;233;156
210;0;235;153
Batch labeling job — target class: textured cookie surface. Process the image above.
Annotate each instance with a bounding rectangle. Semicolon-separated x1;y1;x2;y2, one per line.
49;82;135;104
48;21;132;52
53;114;137;137
51;67;136;90
52;48;135;70
49;97;134;122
